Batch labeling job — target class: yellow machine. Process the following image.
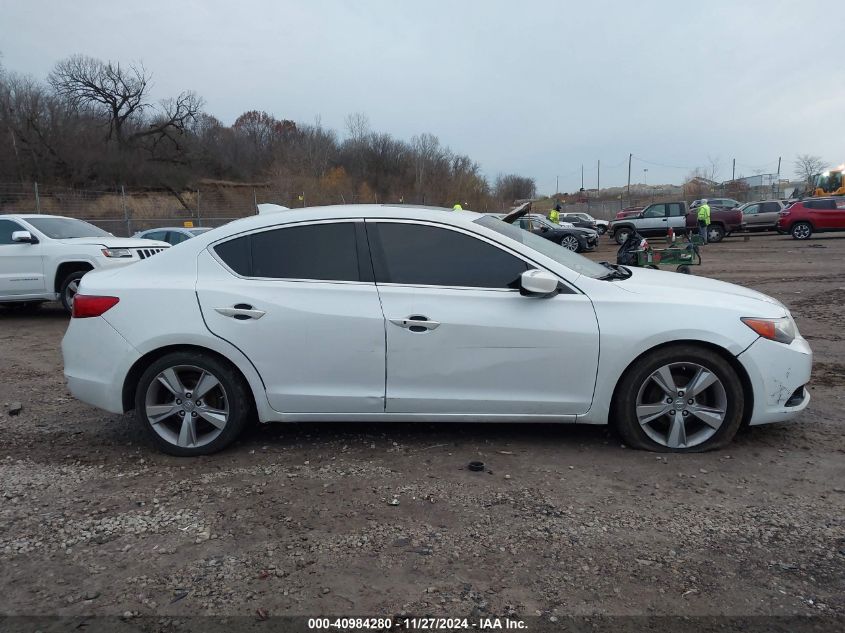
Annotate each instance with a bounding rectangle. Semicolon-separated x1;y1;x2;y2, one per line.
812;164;845;196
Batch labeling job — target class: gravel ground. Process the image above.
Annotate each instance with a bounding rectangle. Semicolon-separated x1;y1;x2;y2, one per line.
1;232;843;621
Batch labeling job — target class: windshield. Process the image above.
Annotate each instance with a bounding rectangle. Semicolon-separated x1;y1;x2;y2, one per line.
26;217;111;239
475;215;609;279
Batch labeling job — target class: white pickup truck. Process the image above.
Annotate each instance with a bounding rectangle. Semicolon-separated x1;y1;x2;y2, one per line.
0;214;169;313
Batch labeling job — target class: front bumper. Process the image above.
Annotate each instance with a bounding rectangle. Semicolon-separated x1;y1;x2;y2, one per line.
62;316;140;414
737;335;812;425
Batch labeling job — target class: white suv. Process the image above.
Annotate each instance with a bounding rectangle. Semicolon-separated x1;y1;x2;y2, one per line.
0;214;169;313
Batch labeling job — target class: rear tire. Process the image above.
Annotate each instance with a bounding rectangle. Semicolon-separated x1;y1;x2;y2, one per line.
614;228;632;245
134;351;251;456
612;345;744;453
559;235;580;251
707;224;725;243
596;225;607;235
60;271;86;314
791;222;812;240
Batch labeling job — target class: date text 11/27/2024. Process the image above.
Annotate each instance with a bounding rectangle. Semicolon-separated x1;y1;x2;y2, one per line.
307;617;528;630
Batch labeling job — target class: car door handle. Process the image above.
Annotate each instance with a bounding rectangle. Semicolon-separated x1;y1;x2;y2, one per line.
214;305;266;321
389;315;440;332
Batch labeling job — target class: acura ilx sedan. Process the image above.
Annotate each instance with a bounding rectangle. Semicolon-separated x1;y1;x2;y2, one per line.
61;205;812;456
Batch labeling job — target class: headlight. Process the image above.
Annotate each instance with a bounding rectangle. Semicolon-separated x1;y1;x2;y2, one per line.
741;316;796;344
101;248;133;258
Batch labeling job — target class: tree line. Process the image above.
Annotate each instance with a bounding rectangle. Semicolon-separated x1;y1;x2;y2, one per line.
0;54;535;209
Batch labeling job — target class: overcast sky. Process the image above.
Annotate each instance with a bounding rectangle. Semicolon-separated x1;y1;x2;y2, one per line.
1;0;841;193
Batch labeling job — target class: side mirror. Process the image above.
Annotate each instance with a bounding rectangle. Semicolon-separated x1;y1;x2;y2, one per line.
520;270;559;297
12;231;37;244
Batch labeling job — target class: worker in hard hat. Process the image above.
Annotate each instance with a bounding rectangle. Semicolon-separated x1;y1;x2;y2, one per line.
697;199;711;244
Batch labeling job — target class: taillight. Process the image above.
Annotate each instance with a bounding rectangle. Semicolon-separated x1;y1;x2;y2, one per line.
72;295;120;318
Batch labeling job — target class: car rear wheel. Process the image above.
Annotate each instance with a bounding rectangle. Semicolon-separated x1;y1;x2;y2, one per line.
135;352;251;456
560;235;580;251
791;222;812;240
596;225;607;235
707;224;725;243
60;271;86;314
612;345;744;452
614;228;632;245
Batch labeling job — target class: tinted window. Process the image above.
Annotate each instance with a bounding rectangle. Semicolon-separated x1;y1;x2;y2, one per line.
143;230;168;241
0;219;26;245
761;202;781;213
643;204;666;218
806;199;836;210
743;204;759;215
370;223;529;288
667;203;684;216
215;222;360;281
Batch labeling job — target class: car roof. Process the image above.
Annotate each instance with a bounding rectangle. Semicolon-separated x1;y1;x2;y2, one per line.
0;213;78;220
217;204;485;233
138;226;212;232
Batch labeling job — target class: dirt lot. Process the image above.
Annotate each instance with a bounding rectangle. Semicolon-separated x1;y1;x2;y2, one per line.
1;232;844;623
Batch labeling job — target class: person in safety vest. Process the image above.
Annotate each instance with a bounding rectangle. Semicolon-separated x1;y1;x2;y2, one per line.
452;203;463;211
549;203;561;224
697;199;711;244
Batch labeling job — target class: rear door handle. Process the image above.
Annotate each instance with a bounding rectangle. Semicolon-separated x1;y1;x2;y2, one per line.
214;305;266;321
389;315;440;332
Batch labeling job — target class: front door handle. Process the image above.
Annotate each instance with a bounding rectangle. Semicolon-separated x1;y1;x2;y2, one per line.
389;315;440;332
214;304;266;321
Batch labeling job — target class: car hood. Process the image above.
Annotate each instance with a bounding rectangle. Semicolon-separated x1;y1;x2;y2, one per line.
616;266;787;313
56;237;170;248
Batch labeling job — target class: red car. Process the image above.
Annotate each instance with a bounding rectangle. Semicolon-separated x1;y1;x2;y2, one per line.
777;197;845;239
615;206;644;219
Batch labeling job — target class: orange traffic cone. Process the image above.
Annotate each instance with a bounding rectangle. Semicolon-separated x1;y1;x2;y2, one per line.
667;226;675;244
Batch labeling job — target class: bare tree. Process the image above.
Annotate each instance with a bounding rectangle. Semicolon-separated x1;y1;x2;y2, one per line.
706;154;720;182
794;154;826;184
344;112;370;141
48;55;149;147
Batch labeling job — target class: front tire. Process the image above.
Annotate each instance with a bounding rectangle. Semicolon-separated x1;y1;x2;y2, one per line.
596;225;607;235
560;235;580;251
791;222;812;240
612;345;744;452
60;271;86;314
134;351;250;456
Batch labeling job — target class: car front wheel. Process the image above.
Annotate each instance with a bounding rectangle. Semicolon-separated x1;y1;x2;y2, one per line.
60;271;86;314
613;345;744;452
135;351;251;456
596;225;607;235
791;222;812;240
560;235;580;251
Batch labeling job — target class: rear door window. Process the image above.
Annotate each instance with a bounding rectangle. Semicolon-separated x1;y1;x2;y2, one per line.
214;222;363;282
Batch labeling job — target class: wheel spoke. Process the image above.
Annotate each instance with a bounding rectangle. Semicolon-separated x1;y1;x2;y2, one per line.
650;366;677;396
146;403;180;425
636;402;672;425
157;368;185;396
197;406;228;429
667;411;687;448
193;371;220;400
686;367;718;398
688;404;725;429
177;417;198;447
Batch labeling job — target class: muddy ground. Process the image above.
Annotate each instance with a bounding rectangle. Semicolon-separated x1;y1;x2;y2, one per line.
1;232;843;623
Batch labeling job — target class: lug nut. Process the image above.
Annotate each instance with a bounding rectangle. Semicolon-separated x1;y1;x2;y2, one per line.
185;392;192;399
666;397;673;404
191;411;197;417
678;390;685;397
195;400;202;407
688;399;694;405
178;411;185;417
176;399;182;405
682;410;689;417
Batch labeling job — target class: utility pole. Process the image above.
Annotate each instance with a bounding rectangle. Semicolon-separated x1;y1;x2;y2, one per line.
732;158;736;181
555;175;559;195
580;164;584;190
597;160;600;195
776;156;782;198
627;153;632;203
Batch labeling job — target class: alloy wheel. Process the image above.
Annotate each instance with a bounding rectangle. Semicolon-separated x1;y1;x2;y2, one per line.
65;280;80;308
561;235;580;251
792;224;811;239
144;364;230;449
635;362;727;449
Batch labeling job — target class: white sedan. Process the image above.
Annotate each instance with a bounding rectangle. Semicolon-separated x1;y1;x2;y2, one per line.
61;206;812;456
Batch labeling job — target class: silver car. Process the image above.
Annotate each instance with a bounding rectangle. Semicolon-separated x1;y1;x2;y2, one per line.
739;201;786;232
134;226;213;245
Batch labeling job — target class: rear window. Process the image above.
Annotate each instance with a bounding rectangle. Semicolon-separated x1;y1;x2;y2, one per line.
214;222;361;281
805;199;837;210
